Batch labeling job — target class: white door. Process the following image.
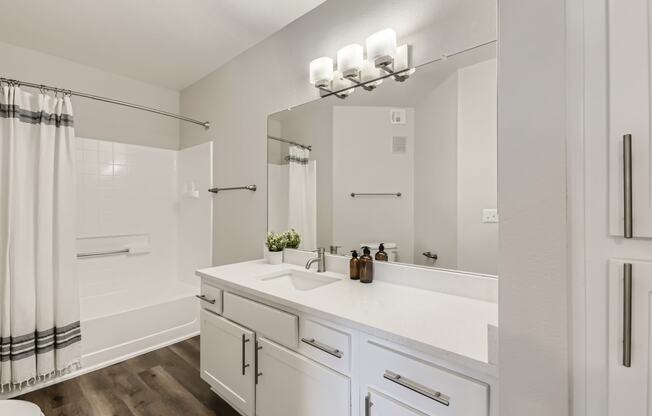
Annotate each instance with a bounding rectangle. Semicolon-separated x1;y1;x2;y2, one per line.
608;259;652;415
200;309;255;416
255;337;350;416
364;389;427;416
608;0;652;238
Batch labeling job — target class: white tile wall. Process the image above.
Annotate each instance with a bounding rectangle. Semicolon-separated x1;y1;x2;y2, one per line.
76;137;180;299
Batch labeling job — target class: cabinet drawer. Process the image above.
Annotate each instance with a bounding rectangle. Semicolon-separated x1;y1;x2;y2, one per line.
198;281;223;314
222;292;298;349
298;318;351;374
361;340;488;416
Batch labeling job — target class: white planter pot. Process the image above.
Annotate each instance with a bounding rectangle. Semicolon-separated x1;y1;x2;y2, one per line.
266;250;283;265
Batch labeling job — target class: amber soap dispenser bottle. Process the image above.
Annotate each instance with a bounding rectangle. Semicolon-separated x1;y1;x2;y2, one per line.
349;250;360;280
375;243;388;261
360;246;374;283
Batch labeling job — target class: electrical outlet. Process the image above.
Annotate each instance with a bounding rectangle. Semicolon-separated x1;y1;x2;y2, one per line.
482;209;499;223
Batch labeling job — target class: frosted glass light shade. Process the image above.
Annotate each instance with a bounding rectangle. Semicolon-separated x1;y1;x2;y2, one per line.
337;44;364;78
309;57;334;88
394;44;410;72
360;60;383;88
366;28;397;67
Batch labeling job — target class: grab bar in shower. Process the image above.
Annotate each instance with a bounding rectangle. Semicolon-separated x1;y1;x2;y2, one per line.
208;185;257;194
77;248;130;258
350;192;402;197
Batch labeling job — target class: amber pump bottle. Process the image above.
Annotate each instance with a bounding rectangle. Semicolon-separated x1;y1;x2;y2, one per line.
375;243;388;262
349;250;360;280
359;246;374;283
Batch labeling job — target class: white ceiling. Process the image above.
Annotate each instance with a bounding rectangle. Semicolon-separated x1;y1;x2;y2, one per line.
0;0;326;90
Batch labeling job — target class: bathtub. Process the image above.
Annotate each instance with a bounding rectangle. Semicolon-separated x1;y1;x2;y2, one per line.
80;281;199;369
2;281;199;398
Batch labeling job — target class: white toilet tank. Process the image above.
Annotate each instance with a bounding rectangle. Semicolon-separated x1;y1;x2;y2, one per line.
360;242;398;262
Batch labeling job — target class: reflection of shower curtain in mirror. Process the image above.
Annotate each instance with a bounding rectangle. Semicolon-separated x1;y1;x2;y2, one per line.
288;146;316;251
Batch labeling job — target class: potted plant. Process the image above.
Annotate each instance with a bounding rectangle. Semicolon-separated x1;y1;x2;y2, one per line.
265;232;286;264
284;229;301;250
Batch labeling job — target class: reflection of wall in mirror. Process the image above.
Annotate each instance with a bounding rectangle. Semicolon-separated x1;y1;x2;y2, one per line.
332;106;415;264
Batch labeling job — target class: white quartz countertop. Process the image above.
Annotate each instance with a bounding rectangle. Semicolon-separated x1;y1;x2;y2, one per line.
197;260;498;375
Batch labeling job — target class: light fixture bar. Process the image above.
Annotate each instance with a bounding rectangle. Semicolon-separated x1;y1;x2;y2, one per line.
319;67;414;99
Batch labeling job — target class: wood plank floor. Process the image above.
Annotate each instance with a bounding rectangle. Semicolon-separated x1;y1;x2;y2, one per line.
15;336;240;416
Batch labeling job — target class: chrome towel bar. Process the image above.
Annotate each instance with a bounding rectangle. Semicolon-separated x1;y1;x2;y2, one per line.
208;185;257;194
350;192;401;197
77;248;129;258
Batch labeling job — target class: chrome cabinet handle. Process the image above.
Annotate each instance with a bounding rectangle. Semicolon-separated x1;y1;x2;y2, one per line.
301;338;343;358
195;294;216;304
624;134;633;238
383;370;450;407
365;393;373;416
255;342;263;384
623;263;633;367
241;334;250;375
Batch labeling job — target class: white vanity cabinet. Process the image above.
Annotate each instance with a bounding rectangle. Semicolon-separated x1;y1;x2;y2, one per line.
198;276;495;416
608;0;652;238
256;336;351;416
608;259;652;415
200;309;256;416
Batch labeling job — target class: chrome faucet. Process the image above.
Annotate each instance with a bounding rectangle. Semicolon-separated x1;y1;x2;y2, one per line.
305;247;326;272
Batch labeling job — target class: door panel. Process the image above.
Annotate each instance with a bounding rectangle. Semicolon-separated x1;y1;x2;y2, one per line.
255;337;350;416
200;309;255;416
608;259;652;415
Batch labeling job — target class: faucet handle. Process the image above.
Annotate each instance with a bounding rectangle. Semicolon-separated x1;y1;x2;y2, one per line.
313;247;325;254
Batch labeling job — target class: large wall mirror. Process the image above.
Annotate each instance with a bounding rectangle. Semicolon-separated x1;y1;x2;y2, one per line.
267;42;497;276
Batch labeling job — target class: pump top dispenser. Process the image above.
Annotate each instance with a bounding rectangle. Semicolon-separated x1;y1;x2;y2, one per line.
349;250;360;280
375;243;388;262
359;246;374;283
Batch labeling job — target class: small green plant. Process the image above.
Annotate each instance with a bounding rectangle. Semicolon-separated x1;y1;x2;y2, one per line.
266;231;286;252
284;229;301;249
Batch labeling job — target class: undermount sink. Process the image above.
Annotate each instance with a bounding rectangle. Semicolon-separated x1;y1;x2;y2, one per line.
258;269;340;291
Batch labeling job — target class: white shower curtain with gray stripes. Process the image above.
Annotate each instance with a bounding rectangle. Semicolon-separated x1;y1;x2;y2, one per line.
0;84;81;390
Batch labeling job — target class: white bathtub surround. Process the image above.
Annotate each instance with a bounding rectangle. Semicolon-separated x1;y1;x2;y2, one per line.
0;85;81;390
288;146;317;251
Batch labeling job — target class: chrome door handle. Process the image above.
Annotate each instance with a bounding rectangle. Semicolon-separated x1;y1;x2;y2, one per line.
255;342;263;384
365;393;373;416
241;334;250;375
301;338;343;358
623;263;633;367
624;134;633;238
195;294;216;304
383;370;450;406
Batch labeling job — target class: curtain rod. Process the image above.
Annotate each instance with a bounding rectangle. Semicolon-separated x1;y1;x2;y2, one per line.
267;135;312;151
0;77;210;129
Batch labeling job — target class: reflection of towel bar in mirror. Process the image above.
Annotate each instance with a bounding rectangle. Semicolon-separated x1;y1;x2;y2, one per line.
208;185;257;194
422;251;438;260
77;248;129;258
350;192;402;197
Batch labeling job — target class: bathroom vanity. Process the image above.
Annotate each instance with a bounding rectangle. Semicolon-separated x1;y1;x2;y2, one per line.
197;251;498;416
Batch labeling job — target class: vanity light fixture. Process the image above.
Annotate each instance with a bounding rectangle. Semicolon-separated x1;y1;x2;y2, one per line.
310;28;414;99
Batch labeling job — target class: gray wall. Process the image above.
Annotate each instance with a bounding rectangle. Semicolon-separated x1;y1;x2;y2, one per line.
179;0;496;266
498;0;569;415
0;41;180;149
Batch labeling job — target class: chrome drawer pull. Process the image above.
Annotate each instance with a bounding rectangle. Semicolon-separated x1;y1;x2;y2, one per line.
195;294;216;304
301;337;343;359
364;393;373;416
383;370;450;407
623;263;633;367
241;334;250;375
624;134;633;238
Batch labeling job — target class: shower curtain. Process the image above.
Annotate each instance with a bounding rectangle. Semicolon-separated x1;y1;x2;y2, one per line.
288;146;316;251
0;84;80;390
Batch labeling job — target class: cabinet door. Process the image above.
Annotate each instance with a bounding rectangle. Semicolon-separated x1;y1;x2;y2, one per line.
255;337;350;416
364;389;427;416
608;0;652;238
200;309;255;416
608;259;652;415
